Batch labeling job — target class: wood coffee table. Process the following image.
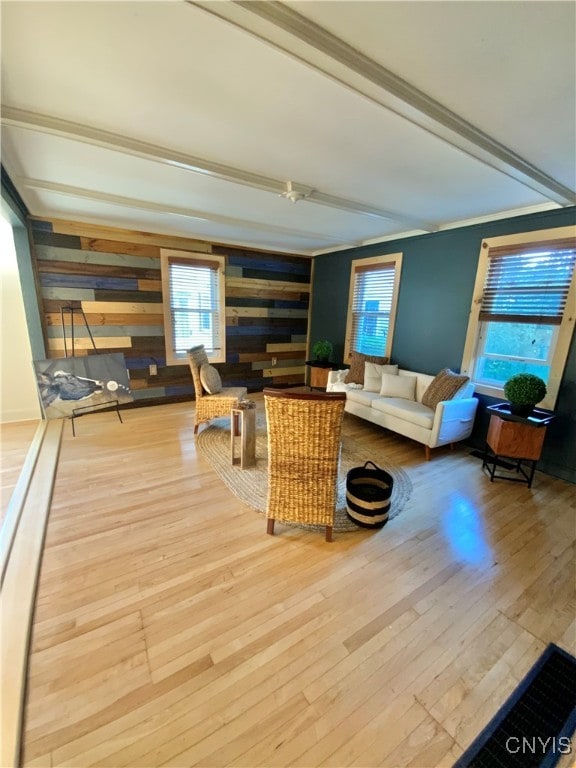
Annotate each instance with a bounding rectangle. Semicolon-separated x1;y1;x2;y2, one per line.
230;402;256;469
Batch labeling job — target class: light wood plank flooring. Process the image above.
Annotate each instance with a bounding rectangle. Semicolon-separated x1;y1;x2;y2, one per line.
15;399;576;767
1;420;41;525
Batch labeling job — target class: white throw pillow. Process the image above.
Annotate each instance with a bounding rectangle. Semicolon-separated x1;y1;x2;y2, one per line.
363;362;399;392
200;363;222;394
380;373;416;400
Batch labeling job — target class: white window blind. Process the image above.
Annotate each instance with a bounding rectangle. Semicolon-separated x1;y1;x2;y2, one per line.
350;262;396;356
479;240;576;325
167;256;222;357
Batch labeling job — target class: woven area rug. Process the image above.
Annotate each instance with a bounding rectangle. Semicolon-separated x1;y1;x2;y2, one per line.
195;414;413;532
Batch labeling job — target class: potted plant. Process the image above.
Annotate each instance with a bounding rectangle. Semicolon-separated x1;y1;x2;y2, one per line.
503;373;547;417
312;339;333;362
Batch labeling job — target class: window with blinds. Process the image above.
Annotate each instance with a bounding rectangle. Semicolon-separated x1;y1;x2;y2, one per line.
161;251;226;364
479;241;576;325
461;227;576;408
345;254;403;360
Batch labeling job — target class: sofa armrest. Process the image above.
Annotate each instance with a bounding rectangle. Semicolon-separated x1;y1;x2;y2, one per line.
327;370;363;392
430;397;479;447
326;370;346;392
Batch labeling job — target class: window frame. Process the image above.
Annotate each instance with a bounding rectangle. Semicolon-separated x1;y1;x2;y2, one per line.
461;226;576;409
344;252;403;363
474;320;559;386
161;249;226;366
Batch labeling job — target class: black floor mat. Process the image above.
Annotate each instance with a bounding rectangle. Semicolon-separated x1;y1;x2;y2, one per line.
453;644;576;768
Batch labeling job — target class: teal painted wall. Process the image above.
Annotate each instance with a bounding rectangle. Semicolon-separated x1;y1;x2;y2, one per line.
12;226;46;361
311;206;576;483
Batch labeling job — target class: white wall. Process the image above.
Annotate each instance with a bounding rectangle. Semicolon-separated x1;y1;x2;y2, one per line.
0;215;41;422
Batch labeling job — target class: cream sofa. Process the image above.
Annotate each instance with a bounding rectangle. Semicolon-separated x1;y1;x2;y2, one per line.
327;368;478;460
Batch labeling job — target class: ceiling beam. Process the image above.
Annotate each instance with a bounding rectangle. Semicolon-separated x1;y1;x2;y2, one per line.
1;106;433;233
16;176;352;246
191;0;575;207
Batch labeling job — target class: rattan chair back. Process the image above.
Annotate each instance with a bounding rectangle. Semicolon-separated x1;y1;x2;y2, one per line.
187;345;247;434
263;388;346;542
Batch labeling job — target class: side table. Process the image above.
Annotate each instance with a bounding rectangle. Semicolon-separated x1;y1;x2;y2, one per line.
482;403;554;488
231;401;256;469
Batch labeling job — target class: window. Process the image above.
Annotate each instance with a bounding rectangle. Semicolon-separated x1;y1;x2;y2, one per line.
461;226;576;408
161;249;226;365
344;253;403;361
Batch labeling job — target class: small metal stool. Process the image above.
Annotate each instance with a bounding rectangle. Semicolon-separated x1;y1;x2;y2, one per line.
231;401;256;469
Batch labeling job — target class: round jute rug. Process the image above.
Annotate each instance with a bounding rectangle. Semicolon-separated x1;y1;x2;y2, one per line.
195;414;413;533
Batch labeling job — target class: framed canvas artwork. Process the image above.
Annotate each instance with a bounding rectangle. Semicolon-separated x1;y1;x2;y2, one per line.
34;353;133;419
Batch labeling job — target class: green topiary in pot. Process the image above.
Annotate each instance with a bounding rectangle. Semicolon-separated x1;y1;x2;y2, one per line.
503;373;547;417
312;339;333;362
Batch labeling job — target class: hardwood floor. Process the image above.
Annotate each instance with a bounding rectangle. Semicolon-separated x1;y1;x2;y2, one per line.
13;399;576;767
1;419;41;525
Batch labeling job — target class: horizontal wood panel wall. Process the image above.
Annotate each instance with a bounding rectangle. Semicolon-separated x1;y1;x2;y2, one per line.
29;219;311;404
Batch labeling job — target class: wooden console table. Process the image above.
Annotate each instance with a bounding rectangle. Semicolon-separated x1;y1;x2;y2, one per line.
482;403;554;488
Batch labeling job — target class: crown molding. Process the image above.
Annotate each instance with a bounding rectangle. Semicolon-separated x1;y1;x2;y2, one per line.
310;202;565;256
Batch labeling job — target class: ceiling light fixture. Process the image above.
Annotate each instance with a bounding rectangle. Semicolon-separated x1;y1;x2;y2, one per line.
280;180;314;204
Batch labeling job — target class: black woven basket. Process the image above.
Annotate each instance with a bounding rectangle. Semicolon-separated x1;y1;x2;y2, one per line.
346;460;393;529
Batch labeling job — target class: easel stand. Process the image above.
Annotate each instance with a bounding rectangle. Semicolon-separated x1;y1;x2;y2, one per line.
60;305;123;436
60;305;97;358
70;401;123;437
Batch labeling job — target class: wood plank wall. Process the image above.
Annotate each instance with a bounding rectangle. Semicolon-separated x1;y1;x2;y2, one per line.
29;219;311;403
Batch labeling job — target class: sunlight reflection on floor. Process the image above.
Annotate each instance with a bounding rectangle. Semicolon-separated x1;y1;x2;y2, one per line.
441;491;492;565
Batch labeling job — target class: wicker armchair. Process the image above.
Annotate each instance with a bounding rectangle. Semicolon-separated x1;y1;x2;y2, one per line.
188;345;247;434
263;388;347;542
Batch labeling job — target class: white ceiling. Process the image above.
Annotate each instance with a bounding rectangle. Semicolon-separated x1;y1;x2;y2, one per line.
1;0;575;255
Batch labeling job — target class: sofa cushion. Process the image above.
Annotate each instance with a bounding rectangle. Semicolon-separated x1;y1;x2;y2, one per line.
372;397;435;429
380;372;416;400
200;363;222;394
344;352;389;385
346;389;383;407
364;363;399;392
422;368;470;410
